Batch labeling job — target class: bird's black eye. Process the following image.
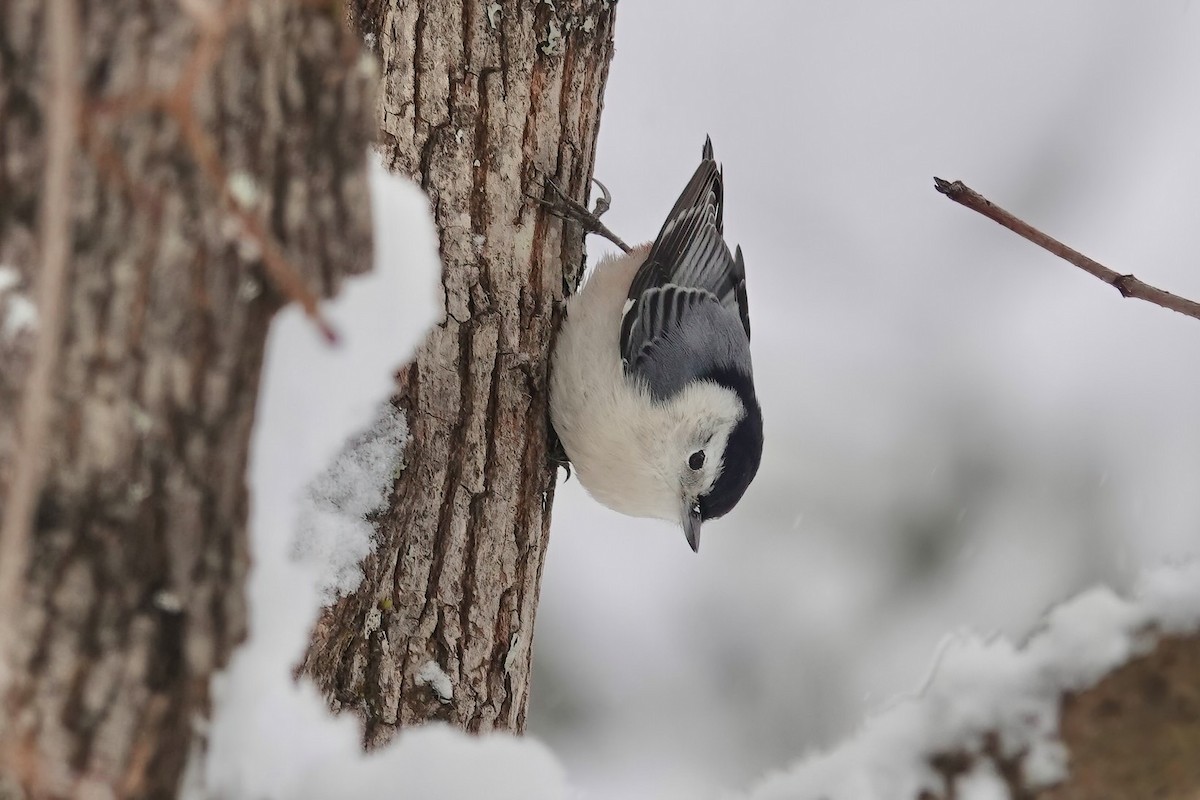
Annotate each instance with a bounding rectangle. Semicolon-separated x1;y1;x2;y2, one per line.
688;450;706;470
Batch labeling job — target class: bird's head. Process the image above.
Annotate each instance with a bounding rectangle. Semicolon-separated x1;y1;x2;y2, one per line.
648;373;763;552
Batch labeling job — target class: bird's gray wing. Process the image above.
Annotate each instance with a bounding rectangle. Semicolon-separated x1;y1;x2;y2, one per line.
625;284;713;363
626;289;753;401
620;138;751;372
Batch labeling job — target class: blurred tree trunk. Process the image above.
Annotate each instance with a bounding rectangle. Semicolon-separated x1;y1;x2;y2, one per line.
301;0;616;743
0;1;374;796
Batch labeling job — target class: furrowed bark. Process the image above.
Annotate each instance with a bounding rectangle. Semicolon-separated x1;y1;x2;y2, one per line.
0;1;375;795
302;0;617;742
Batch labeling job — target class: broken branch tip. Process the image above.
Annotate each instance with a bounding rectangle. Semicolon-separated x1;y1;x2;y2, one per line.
933;177;960;196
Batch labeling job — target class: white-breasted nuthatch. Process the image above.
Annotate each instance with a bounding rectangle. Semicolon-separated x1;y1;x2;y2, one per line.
549;138;762;552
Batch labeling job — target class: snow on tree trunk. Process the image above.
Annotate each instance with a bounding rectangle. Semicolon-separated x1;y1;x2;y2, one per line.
301;0;617;743
0;1;375;796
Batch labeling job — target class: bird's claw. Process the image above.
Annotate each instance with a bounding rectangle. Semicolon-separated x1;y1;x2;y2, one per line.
547;425;573;482
532;175;631;253
590;178;612;218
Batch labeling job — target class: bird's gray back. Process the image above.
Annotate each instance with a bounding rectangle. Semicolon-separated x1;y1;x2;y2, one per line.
628;299;752;402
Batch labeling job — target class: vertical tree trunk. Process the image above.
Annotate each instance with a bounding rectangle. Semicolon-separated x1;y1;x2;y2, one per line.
0;1;375;796
302;0;617;744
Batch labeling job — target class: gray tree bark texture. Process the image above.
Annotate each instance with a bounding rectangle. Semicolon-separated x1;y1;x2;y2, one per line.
301;0;617;744
0;1;375;796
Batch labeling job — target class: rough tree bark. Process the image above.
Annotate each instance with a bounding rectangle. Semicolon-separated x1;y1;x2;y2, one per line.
0;1;375;796
302;0;617;744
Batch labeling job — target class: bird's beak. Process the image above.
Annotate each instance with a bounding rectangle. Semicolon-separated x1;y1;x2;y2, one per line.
681;500;702;553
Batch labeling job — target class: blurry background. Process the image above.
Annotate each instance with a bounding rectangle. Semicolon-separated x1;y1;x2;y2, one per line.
527;2;1200;798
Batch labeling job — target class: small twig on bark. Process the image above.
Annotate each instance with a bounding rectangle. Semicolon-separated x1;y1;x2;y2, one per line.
933;178;1200;323
0;0;81;681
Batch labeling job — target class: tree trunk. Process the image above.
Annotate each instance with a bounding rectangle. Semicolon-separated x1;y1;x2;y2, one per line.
0;1;375;796
302;0;617;744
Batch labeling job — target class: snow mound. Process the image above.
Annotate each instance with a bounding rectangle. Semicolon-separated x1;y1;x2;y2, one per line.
742;560;1200;800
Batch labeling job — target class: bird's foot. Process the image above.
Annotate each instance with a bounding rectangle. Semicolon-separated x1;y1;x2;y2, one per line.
532;177;631;253
546;424;573;482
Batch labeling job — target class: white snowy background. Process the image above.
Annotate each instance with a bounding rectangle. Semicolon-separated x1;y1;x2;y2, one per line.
204;2;1200;799
530;2;1200;799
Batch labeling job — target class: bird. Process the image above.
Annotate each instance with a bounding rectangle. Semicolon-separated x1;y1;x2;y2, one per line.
548;137;762;552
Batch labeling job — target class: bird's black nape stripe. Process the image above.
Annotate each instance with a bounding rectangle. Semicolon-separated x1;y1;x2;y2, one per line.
697;365;763;521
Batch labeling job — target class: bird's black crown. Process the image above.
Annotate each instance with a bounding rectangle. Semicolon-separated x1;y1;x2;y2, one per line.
697;365;763;520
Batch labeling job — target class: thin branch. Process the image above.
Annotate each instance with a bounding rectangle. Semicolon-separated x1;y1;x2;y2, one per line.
0;0;81;679
933;178;1200;322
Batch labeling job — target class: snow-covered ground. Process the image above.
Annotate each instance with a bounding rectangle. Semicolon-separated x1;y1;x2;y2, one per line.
202;3;1200;798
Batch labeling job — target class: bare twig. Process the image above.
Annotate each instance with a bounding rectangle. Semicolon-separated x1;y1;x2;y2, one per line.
0;0;81;679
933;178;1200;322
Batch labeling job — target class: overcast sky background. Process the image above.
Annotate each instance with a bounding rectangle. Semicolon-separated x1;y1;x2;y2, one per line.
527;3;1200;798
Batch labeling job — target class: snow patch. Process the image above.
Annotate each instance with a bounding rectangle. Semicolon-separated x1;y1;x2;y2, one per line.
417;661;454;703
0;266;19;293
227;171;261;209
363;605;383;636
293;724;568;800
503;633;522;674
293;401;408;603
541;20;564;56
2;294;37;339
0;267;37;340
741;560;1200;800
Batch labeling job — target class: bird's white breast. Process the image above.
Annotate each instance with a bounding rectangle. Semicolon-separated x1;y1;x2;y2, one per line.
550;247;743;522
